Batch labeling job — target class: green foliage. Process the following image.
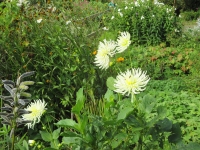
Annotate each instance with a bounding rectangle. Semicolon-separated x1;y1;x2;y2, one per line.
158;0;184;9
101;44;197;80
182;10;200;21
142;80;200;144
130;45;196;79
159;0;200;11
39;128;61;149
0;0;107;123
0;125;11;149
104;0;182;45
54;85;184;149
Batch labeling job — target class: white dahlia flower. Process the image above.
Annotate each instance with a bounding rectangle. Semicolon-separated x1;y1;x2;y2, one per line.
22;99;47;129
94;39;117;70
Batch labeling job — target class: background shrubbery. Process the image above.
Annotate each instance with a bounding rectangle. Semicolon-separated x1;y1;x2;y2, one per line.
0;0;107;117
104;0;182;45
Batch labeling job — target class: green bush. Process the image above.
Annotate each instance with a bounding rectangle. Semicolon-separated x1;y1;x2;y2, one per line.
0;1;106;121
104;0;182;45
181;10;200;21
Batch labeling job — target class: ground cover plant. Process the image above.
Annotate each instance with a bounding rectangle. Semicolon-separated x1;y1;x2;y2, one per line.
0;0;200;149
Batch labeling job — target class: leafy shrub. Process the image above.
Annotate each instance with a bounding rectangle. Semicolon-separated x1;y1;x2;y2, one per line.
159;0;200;11
103;45;194;80
0;0;106;122
104;0;182;45
182;10;200;21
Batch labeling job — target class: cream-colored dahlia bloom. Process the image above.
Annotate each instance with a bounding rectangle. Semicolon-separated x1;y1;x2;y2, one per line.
22;99;47;129
116;31;131;53
94;39;117;70
114;68;150;96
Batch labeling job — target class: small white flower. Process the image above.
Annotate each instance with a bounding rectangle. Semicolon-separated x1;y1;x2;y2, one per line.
154;0;164;6
175;29;179;32
102;27;109;31
22;99;47;129
36;18;42;23
116;31;131;53
52;7;56;12
17;0;28;7
114;68;150;97
118;9;121;12
141;16;144;20
66;20;72;25
118;12;123;17
135;1;140;6
152;15;155;17
168;16;173;20
125;6;128;9
48;6;57;12
94;40;117;70
111;16;115;20
179;15;182;18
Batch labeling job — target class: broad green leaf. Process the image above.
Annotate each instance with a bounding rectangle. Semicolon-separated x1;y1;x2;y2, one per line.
62;137;81;145
104;89;116;118
61;131;81;138
139;94;156;114
40;131;53;142
43;148;57;150
111;133;127;149
168;123;182;143
50;140;59;149
80;115;88;134
157;118;172;132
104;89;115;102
184;143;200;150
132;132;140;143
117;106;134;121
22;140;29;150
52;128;61;140
55;119;80;132
125;115;143;129
72;88;85;114
157;106;167;118
15;144;26;150
106;77;115;91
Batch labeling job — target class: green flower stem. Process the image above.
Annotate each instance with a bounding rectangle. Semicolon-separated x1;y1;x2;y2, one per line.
131;93;135;103
11;107;17;149
132;94;144;150
10;127;15;150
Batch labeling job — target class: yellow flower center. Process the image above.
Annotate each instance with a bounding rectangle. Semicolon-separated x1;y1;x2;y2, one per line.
126;77;137;87
121;39;129;47
30;108;40;117
99;49;108;57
